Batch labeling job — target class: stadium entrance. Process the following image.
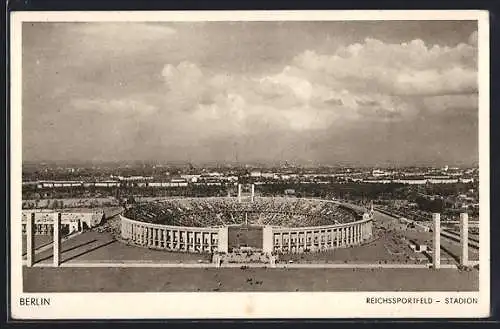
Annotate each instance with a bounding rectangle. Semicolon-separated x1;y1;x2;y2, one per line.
227;225;263;251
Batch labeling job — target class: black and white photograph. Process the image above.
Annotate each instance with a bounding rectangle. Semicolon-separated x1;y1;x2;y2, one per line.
10;10;490;319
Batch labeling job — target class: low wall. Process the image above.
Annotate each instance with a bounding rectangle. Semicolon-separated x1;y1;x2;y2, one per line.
22;210;104;235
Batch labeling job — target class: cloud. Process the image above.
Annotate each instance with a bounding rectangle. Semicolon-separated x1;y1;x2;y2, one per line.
293;36;477;96
23;22;478;164
71;98;157;115
68;29;479;144
152;32;479;137
422;94;478;112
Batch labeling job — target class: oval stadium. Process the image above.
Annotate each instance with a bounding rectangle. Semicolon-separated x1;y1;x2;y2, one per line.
120;184;374;255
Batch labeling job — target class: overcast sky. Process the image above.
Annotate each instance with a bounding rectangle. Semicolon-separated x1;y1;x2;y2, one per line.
22;21;478;166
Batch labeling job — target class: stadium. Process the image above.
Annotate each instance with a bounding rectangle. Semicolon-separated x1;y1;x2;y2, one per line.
119;184;374;258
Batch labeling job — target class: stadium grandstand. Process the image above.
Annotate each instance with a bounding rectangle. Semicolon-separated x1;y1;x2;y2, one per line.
123;197;361;228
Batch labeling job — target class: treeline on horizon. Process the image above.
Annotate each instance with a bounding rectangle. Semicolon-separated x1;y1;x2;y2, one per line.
22;181;476;204
22;159;479;171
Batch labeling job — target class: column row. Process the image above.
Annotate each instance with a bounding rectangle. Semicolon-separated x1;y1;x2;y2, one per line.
122;221;219;253
273;221;372;253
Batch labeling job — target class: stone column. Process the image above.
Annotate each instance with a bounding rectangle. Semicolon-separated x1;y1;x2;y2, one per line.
433;213;441;269
176;230;181;250
251;184;255;202
184;231;189;251
218;226;228;253
262;225;274;254
166;230;171;249
26;212;35;267
238;184;242;203
53;213;62;267
460;213;469;266
163;229;168;249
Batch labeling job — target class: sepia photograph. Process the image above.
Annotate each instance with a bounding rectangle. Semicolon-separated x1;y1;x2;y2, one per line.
10;10;490;319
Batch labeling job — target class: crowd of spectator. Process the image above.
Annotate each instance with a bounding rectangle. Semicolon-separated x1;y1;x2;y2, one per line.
377;204;477;222
123;197;359;228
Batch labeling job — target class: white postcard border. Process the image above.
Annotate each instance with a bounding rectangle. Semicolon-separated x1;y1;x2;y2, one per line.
9;10;490;319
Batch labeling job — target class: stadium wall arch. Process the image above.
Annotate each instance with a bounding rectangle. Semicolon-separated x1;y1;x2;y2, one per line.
119;199;374;254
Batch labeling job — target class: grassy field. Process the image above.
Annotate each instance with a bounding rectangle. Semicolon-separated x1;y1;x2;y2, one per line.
23;266;479;292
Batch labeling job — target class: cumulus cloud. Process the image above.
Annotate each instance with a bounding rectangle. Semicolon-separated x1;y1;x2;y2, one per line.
68;29;478;146
24;22;479;164
293;36;477;96
152;31;479;137
53;22;478;141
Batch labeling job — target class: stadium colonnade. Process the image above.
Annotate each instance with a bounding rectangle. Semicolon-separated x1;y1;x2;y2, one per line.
119;193;375;254
120;214;373;254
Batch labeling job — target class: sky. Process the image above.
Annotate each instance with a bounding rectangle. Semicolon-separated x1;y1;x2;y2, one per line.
22;20;479;166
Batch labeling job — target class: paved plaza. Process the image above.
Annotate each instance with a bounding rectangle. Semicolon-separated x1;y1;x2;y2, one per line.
22;211;480;292
23;266;479;292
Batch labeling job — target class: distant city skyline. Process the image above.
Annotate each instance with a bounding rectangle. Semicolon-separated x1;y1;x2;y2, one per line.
23;21;478;166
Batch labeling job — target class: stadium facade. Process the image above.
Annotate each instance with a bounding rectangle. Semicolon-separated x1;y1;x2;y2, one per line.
120;184;374;254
